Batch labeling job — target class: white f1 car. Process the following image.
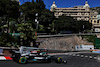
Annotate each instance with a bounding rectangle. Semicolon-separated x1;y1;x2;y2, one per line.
11;46;67;64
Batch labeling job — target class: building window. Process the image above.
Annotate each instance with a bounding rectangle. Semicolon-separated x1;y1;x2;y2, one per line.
91;20;92;23
96;29;98;32
97;20;100;23
94;20;96;23
56;14;58;15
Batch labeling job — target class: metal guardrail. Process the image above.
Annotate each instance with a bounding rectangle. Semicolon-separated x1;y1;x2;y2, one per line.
0;47;17;50
0;46;91;54
37;33;99;38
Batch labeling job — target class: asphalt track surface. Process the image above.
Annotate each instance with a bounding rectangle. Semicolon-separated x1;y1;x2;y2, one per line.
1;53;100;67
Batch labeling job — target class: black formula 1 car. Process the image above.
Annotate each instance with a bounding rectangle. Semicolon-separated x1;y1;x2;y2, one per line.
11;46;67;64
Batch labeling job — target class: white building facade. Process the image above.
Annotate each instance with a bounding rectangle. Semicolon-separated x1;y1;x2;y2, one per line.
51;1;100;32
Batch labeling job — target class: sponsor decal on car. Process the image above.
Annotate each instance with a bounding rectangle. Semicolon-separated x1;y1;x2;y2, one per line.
34;57;45;59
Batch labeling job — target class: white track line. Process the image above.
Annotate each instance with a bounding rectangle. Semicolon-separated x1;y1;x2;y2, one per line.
69;54;72;55
72;54;76;56
77;54;80;56
81;55;84;57
94;57;97;59
0;56;6;60
85;55;88;58
89;56;92;58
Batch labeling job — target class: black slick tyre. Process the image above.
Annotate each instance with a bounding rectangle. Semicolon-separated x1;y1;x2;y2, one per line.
19;57;27;64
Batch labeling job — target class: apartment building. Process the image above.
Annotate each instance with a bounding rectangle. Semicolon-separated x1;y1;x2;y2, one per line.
51;1;100;32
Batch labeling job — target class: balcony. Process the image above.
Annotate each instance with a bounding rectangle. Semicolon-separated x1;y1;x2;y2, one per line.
93;24;100;27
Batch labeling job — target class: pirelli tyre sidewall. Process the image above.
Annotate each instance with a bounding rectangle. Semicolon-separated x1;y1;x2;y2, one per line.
19;57;27;64
56;57;62;63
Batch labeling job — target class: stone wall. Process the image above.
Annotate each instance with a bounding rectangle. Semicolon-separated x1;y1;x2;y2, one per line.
38;35;93;50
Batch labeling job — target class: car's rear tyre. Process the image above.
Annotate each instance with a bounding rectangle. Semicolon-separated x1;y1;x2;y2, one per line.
19;57;27;64
56;57;62;63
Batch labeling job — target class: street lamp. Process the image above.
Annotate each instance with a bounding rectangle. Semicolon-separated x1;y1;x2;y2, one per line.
35;13;39;29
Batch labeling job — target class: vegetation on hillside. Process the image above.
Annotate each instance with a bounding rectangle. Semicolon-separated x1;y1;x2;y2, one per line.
54;15;92;33
0;0;93;47
79;35;97;44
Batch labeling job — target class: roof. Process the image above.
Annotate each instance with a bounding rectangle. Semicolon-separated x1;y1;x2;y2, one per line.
51;1;57;9
83;1;90;8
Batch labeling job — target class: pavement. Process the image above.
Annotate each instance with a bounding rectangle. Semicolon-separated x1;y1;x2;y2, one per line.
1;52;100;67
48;52;100;61
0;50;100;61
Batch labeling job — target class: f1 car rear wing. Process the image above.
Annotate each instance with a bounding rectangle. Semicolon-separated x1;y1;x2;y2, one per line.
19;46;48;54
19;46;38;53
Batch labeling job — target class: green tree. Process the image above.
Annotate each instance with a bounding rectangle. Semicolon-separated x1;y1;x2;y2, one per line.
39;9;54;33
9;1;20;20
9;18;18;33
54;15;92;33
54;16;75;33
0;0;20;20
19;0;47;46
17;21;37;46
0;33;18;47
76;20;92;32
21;0;45;21
21;0;54;33
0;0;20;33
21;2;35;21
36;0;45;10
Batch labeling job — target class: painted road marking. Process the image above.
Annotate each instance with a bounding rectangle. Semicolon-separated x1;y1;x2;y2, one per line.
73;54;76;56
81;55;84;57
94;57;97;59
97;57;100;60
69;54;72;55
4;56;12;60
85;55;88;58
0;56;6;60
77;54;80;56
0;56;12;60
89;56;92;58
67;53;98;60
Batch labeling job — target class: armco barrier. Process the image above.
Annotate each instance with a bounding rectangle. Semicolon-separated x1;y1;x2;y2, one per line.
0;48;3;54
92;51;100;53
91;49;100;53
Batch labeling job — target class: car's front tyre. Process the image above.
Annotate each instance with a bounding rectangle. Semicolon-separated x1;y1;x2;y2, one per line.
19;57;27;64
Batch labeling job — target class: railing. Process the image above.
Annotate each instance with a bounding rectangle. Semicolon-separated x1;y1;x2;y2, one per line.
37;33;99;38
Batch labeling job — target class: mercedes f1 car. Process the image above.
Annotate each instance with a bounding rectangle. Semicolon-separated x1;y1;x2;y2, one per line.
11;46;67;64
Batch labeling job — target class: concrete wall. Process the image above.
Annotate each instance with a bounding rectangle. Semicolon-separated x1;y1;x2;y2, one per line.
38;35;93;50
